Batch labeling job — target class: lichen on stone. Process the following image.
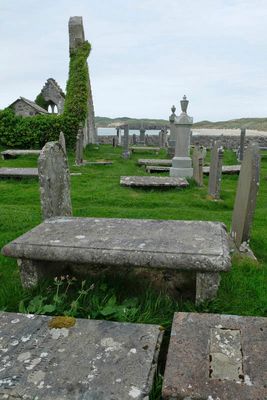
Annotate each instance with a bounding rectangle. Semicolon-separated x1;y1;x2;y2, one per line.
48;316;76;329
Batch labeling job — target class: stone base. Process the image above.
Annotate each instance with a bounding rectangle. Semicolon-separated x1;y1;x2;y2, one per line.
170;167;193;178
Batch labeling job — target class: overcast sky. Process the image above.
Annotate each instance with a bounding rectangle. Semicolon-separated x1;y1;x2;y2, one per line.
0;0;267;121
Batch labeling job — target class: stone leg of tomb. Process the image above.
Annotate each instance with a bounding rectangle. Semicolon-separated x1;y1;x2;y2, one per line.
195;272;221;304
17;259;65;289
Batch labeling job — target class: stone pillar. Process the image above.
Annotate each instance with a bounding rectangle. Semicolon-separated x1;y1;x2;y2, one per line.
112;137;118;147
122;125;131;159
58;131;67;155
75;125;84;165
231;142;260;248
208;142;224;200
145;134;149;146
132;133;137;145
168;105;177;157
140;127;146;145
159;130;164;148
170;96;193;178
238;128;246;162
117;128;122;145
192;146;203;186
38;141;72;220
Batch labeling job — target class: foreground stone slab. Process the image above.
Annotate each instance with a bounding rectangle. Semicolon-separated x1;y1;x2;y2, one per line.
1;150;41;160
162;312;267;400
130;146;160;153
2;217;231;303
0;312;162;400
0;168;38;178
120;176;189;188
138;159;172;166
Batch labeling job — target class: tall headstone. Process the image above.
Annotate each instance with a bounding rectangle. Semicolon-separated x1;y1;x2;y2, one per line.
58;131;67;155
132;133;137;145
192;146;203;186
68;17;97;144
231;142;260;248
122;125;131;159
145;134;149;146
75;125;84;165
208;141;224;199
238;128;246;162
170;96;193;178
168;105;177;157
140;127;146;145
38;142;72;220
116;128;122;145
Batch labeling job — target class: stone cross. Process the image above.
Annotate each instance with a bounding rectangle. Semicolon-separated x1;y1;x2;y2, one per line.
238;128;246;162
38;141;72;220
75;125;84;165
231;142;260;248
122;125;131;158
192;146;203;186
58;131;67;155
208;141;224;199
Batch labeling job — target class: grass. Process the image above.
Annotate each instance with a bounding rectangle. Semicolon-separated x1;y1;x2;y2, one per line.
0;144;266;399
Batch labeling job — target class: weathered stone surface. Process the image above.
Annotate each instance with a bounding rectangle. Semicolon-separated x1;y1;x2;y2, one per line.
38;142;72;220
120;176;188;188
231;142;260;248
58;131;67;155
139;127;146;144
122;125;131;159
146;166;170;173
75;126;84;165
138;159;172;166
238;127;246;161
130;147;160;153
0;312;163;400
204;165;241;175
0;168;38;178
162;312;267;399
192;146;203;186
41;78;65;114
83;161;113;166
1;150;41;160
208;141;224;199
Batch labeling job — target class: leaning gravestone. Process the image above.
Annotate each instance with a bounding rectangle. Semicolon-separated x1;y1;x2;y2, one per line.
208;141;224;199
58;131;67;155
238;127;246;162
192;146;203;186
75;126;84;165
38;141;72;220
231;142;260;248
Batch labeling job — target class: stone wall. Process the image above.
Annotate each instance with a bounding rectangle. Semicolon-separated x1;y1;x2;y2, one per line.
11;101;39;117
97;134;267;149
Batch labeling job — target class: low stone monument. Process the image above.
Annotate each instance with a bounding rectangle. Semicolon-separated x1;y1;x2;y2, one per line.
231;142;260;248
192;146;203;186
122;125;131;159
38;141;72;220
170;96;193;178
167;105;177;157
208;141;224;199
75;125;84;165
58;131;67;155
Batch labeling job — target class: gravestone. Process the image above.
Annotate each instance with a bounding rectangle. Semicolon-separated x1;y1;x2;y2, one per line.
145;134;149;146
112;136;118;147
139;127;145;145
208;141;224;199
168;105;177;157
238;127;246;161
192;146;203;186
120;176;189;188
170;96;193;178
231;142;260;248
58;131;67;155
132;133;137;145
122;125;131;159
75;126;84;165
38;141;72;220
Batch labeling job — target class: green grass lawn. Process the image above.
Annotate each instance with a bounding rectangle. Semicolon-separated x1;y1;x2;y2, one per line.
0;144;266;399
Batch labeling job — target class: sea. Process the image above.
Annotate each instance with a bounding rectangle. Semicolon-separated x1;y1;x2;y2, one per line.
97;127;168;136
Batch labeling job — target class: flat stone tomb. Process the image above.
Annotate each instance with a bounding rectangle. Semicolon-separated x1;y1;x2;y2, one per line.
1;150;41;160
130;147;160;153
120;176;189;188
0;312;162;400
82;161;113;166
162;312;267;400
138;159;172;166
146;166;170;173
0;168;38;178
2;217;231;303
203;165;241;175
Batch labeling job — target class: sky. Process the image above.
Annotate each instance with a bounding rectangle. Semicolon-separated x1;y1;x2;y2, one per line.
0;0;267;122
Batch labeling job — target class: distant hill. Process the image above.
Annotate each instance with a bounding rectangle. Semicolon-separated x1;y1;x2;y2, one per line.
95;116;267;131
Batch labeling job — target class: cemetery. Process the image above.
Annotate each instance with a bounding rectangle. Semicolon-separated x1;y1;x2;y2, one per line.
0;11;266;400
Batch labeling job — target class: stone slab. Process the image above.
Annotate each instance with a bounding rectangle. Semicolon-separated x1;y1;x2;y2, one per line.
130;147;160;153
169;167;193;178
2;217;231;272
0;168;38;178
120;176;189;188
1;150;41;160
0;312;162;400
162;312;267;400
144;164;240;174
138;159;172;166
146;166;170;173
83;161;113;165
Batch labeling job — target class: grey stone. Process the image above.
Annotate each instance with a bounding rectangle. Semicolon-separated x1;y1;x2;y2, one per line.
0;168;38;178
146;166;170;173
204;165;241;175
75;126;84;165
122;125;131;159
58;131;67;155
139;127;146;144
162;312;267;399
83;161;113;166
41;78;65;114
231;142;260;248
238;128;246;161
0;312;163;400
208;141;224;199
192;146;203;186
120;176;188;188
195;272;221;304
132;133;137;145
9;97;48;117
1;150;41;160
138;159;172;166
2;218;231;303
130;147;160;153
38;141;72;220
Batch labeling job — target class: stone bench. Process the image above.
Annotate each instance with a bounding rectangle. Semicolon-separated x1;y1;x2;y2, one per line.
129;147;160;153
2;217;231;304
1;150;41;160
162;312;267;399
0;311;162;399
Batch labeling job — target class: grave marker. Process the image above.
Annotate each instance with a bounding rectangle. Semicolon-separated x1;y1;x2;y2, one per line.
58;131;67;155
238;127;246;161
122;125;131;159
192;146;203;186
75;126;84;165
208;141;224;199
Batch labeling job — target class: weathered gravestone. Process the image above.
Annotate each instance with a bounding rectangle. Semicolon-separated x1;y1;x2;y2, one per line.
231;142;260;248
168;105;177;157
192;145;203;186
0;312;163;400
238;127;246;162
162;312;267;400
208;141;224;199
75;125;84;165
139;127;146;145
132;133;137;145
145;134;149;146
58;131;67;155
112;136;118;147
38;141;72;220
122;125;131;159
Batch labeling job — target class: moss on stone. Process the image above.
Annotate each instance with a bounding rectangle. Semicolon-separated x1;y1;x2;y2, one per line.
48;316;76;329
